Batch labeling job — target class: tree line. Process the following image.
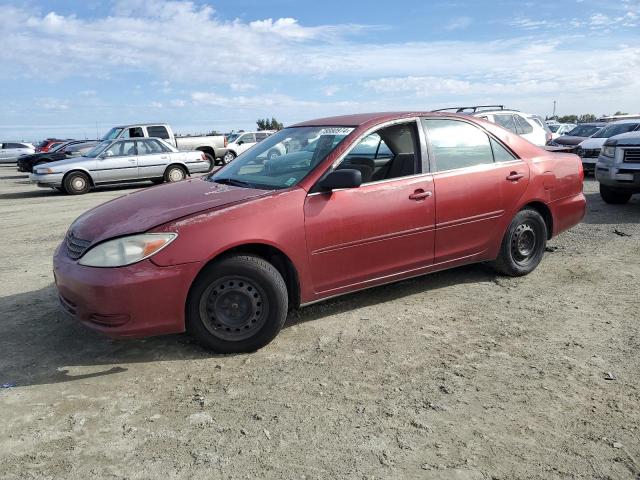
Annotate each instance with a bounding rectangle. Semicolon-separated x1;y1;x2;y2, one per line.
546;111;629;123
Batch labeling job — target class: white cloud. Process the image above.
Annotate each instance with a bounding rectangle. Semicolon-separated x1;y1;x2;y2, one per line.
445;16;472;30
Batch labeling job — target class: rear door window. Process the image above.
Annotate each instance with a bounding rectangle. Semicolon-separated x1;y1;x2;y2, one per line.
493;114;518;133
514;115;533;134
423;119;494;171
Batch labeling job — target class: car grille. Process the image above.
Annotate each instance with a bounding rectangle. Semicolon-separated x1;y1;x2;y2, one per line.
578;148;600;158
623;149;640;163
65;231;91;260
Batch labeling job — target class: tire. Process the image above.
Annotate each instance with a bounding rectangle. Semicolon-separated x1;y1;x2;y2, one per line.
600;184;631;205
222;151;236;165
186;255;288;353
202;152;215;172
62;171;91;195
491;208;547;277
164;165;187;183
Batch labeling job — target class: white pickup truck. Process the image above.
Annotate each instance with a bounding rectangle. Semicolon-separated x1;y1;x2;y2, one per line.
100;123;227;167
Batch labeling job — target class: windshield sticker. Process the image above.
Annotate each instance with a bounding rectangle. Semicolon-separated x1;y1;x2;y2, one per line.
317;127;354;136
285;177;297;186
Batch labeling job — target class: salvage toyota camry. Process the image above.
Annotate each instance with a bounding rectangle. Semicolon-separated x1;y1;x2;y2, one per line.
54;112;586;352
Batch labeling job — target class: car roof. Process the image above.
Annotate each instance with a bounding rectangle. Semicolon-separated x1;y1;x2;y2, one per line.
112;123;169;128
291;111;453;128
606;119;640;125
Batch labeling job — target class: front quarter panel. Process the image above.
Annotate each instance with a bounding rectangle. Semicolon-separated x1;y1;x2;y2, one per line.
149;186;312;297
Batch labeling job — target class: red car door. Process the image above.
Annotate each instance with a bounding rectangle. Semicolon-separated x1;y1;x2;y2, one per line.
422;118;530;264
304;121;436;294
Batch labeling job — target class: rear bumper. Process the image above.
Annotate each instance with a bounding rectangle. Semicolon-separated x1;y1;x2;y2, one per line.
186;160;211;174
550;192;586;237
53;244;202;337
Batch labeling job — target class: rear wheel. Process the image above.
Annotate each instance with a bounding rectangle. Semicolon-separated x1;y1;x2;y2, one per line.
600;184;631;204
202;152;215;172
186;255;288;353
164;165;187;183
63;171;91;195
492;208;547;277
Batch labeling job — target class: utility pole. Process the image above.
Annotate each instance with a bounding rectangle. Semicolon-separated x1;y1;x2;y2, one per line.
95;121;99;139
552;100;556;118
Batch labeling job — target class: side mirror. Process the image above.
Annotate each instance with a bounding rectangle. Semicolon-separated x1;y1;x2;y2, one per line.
318;169;362;191
237;140;244;145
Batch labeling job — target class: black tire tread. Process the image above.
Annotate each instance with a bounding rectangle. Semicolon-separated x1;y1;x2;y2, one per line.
164;164;187;183
186;254;288;353
600;184;631;205
491;207;547;277
63;171;91;195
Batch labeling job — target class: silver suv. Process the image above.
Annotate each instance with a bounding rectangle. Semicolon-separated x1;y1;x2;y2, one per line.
596;132;640;204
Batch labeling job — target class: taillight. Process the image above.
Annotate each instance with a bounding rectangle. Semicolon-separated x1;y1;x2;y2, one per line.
224;137;228;147
577;157;584;184
546;132;552;144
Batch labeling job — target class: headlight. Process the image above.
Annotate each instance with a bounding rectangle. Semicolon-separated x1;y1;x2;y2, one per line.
78;233;177;267
36;168;54;174
601;146;616;158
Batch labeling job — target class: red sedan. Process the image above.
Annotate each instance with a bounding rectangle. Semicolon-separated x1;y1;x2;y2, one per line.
54;112;586;352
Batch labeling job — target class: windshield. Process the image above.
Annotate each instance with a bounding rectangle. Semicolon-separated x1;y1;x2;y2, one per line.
593;123;639;138
567;124;602;137
208;126;354;190
84;140;111;158
101;127;123;141
549;125;560;133
226;133;240;143
49;142;70;153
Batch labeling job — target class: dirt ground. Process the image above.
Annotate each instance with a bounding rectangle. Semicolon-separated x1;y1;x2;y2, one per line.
0;165;638;480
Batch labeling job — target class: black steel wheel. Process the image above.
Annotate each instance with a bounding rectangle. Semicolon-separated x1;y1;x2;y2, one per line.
186;255;288;353
492;208;547;276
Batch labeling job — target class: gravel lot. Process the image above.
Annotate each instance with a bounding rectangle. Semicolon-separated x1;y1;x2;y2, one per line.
0;165;639;480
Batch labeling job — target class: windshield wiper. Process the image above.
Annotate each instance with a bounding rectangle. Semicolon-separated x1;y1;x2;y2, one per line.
213;177;257;189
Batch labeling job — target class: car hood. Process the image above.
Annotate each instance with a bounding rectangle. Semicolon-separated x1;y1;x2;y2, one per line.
578;137;607;149
42;156;95;171
69;178;270;245
606;132;640;146
554;136;586;146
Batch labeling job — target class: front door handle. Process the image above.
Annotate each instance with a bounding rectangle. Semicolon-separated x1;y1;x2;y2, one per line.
409;189;432;201
506;172;524;181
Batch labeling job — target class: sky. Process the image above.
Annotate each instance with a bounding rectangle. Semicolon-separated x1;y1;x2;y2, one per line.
0;0;639;140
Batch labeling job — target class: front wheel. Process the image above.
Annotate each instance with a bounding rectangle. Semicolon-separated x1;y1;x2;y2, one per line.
186;255;288;353
222;151;236;165
491;208;547;277
600;184;631;205
63;171;91;195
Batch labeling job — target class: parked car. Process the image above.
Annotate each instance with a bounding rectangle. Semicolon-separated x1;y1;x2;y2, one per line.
595;131;640;204
36;139;67;153
222;130;275;164
17;140;99;172
549;123;577;140
0;142;35;163
576;119;640;173
547;122;606;149
30;137;210;194
434;106;552;146
100;124;226;167
53;111;585;353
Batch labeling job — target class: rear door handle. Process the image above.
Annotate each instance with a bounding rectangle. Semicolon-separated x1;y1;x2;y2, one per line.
409;189;432;201
506;172;524;181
